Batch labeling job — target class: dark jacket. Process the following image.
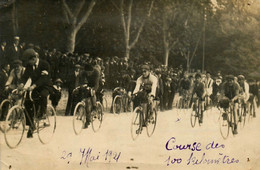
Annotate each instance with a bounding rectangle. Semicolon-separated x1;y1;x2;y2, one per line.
22;59;52;88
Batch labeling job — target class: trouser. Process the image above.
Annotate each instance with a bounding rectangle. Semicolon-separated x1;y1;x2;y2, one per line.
25;88;49;129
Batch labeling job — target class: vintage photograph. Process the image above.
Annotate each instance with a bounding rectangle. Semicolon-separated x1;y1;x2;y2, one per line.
0;0;260;169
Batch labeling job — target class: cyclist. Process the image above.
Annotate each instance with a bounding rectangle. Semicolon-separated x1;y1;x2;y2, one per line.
178;72;191;108
190;73;206;124
237;75;250;118
219;75;240;135
20;49;52;138
179;72;191;97
5;60;25;91
248;79;258;117
237;75;250;104
132;64;158;127
80;63;101;128
205;72;213;107
212;76;222;105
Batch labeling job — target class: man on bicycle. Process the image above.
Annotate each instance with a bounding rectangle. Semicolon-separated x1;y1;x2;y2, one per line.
5;60;25;91
132;64;158;127
219;75;240;135
248;79;258;117
20;49;52;138
179;72;191;100
190;73;206;124
80;63;101;128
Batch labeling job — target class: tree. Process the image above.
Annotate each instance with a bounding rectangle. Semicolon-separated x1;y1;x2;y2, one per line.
111;0;154;59
61;0;96;53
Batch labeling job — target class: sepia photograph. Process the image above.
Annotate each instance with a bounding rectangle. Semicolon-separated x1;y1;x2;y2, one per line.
0;0;260;169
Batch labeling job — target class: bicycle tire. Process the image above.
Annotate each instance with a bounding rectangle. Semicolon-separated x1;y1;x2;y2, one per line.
0;99;12;120
230;107;236;135
113;95;122;114
131;106;142;141
177;97;183;116
237;105;246;130
102;96;108;112
219;111;229;139
73;102;86;135
190;103;197;128
91;102;103;132
4;105;26;149
146;108;157;137
37;104;56;144
247;103;253;123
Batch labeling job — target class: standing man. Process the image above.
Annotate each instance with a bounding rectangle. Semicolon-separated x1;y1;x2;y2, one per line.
21;49;52;138
7;36;21;66
65;64;82;116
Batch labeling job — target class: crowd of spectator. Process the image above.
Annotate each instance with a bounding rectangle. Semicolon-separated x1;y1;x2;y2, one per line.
1;36;260;115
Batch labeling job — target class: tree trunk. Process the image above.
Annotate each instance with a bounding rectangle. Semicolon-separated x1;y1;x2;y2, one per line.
66;28;77;53
164;48;170;66
125;47;130;59
12;1;18;35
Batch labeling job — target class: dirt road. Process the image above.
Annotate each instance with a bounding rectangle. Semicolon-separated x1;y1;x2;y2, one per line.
1;104;259;170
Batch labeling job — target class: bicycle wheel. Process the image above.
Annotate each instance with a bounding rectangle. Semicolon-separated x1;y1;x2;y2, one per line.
219;111;229;139
102;96;108;112
4;105;26;149
73;102;86;135
190;103;197;128
230;109;236;135
131;106;143;140
113;95;122;114
247;103;253;123
146;108;157;137
177;97;183;116
0;99;12;121
237;106;246;130
37;104;56;144
91;102;103;132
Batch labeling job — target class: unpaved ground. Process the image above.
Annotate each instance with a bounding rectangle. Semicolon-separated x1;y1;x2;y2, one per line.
0;91;259;170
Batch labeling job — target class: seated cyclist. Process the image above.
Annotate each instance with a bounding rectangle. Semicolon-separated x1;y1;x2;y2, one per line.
20;49;52;138
5;60;25;91
190;73;206;124
111;70;132;113
179;72;191;99
132;64;158;123
248;79;258;117
80;63;101;128
219;75;240;135
237;75;250;113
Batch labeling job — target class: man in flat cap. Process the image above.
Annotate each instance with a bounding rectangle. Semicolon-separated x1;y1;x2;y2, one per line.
6;36;21;67
65;64;83;116
5;59;25;91
219;75;240;135
20;49;52;138
132;64;158;132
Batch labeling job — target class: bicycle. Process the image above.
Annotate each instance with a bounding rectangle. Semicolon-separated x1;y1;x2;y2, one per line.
190;96;203;128
4;89;56;149
237;98;246;130
72;85;103;135
97;89;108;112
218;101;237;139
247;94;256;123
177;90;190;115
130;91;157;140
112;87;132;114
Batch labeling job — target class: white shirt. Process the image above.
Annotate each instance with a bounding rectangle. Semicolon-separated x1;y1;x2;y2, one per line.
133;73;158;97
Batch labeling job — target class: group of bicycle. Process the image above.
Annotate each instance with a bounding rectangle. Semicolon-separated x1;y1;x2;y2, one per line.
0;41;259;148
175;72;258;139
